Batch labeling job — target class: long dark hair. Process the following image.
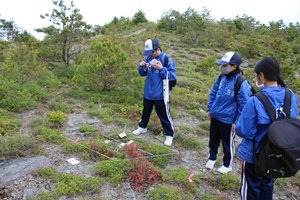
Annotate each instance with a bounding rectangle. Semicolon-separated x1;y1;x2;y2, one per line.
254;56;285;87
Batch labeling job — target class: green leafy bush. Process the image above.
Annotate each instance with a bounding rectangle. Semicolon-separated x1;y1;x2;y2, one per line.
79;125;96;133
174;134;205;150
45;110;67;125
48;101;72;113
148;186;187;200
0;134;35;158
0;109;22;135
29;117;51;128
146;144;173;168
162;167;200;193
0;80;37;112
34;167;104;197
198;120;210;131
195;55;217;75
209;174;240;191
91;159;131;187
32;127;65;144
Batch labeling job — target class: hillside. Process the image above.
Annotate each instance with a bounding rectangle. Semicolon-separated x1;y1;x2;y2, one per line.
0;26;300;200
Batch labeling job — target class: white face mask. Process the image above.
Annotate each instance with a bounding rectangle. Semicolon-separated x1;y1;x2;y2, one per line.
256;75;265;89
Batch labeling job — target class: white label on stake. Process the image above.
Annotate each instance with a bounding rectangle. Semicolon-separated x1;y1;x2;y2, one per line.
119;132;126;138
67;158;80;165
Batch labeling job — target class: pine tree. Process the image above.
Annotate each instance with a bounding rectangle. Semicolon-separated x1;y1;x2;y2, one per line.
36;0;93;66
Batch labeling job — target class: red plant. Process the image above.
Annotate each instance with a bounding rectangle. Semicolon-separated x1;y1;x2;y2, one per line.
123;143;161;192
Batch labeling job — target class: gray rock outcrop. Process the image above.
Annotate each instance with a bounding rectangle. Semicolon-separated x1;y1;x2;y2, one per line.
0;156;53;186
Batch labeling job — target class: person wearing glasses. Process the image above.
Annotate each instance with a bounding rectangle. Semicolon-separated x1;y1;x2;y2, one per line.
206;52;251;174
236;56;299;200
132;39;176;146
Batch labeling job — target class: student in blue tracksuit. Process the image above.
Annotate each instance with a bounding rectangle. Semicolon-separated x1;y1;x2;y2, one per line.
206;52;251;174
132;39;176;146
236;56;299;200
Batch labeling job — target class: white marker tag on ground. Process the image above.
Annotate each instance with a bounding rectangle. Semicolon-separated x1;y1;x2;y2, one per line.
67;158;80;165
104;140;110;144
119;132;126;138
126;140;134;144
118;143;126;148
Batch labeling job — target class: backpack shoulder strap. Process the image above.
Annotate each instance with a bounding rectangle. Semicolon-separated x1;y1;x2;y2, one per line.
163;55;169;67
284;88;291;118
254;93;276;122
218;74;224;84
234;75;246;100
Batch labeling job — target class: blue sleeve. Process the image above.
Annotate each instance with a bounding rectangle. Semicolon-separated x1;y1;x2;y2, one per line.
207;74;222;111
234;80;251;124
138;56;148;76
290;89;299;118
236;97;258;139
159;56;176;81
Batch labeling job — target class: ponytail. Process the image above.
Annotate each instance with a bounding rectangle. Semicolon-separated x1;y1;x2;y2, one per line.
277;77;286;88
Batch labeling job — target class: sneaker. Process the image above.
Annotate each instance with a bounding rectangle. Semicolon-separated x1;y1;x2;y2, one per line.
217;166;232;174
132;127;147;135
164;136;173;146
205;160;216;169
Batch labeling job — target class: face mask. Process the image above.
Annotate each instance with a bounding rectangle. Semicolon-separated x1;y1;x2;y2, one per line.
221;66;232;75
255;75;265;89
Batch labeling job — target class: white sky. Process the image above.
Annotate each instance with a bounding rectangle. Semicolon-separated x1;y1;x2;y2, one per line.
1;0;300;40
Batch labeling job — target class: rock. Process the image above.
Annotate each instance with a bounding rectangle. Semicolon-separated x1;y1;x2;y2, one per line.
0;156;53;186
86;119;99;125
23;189;33;200
148;187;155;191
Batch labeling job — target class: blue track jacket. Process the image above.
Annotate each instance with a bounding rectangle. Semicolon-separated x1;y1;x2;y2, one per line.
207;73;251;124
138;51;176;100
236;86;299;163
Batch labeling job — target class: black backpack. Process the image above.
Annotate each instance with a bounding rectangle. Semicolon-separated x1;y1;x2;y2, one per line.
147;55;177;90
253;88;300;179
218;74;256;100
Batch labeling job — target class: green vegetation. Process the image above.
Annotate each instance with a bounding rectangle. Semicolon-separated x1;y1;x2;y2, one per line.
174;133;205;150
209;174;241;191
79;125;96;133
162;167;201;193
0;134;35;158
0;109;22;135
148;185;194;200
45;110;67;125
31;167;104;198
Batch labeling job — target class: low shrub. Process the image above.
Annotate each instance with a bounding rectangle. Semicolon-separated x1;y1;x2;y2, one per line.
0;134;35;158
148;185;190;200
209;174;240;191
162;167;200;193
91;159;131;187
79;125;96;133
124;143;161;191
0;109;23;135
198;120;210;131
32;127;65;144
146;144;173;168
29;117;51;128
45;110;67;125
33;167;104;198
48;101;72;113
174;134;205;150
0;80;37;112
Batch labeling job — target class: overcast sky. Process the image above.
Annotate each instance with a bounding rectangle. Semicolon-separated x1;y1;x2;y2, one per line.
1;0;300;40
